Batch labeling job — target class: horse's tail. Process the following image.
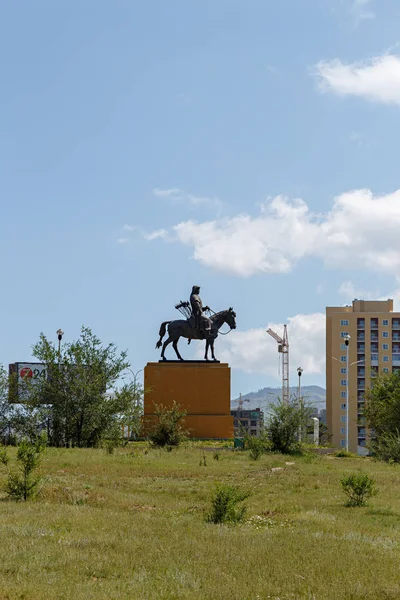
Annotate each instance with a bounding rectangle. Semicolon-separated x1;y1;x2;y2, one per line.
155;321;171;349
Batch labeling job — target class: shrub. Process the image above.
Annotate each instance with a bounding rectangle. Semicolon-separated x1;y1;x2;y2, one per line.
340;472;377;507
267;399;311;454
2;433;47;501
148;401;189;448
206;484;251;524
213;450;220;461
334;450;353;458
245;437;265;461
370;431;400;464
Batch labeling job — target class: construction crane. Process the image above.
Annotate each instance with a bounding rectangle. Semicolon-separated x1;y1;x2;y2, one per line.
236;393;250;411
266;325;289;404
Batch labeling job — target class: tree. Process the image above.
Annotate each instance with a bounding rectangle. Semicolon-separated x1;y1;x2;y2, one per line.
0;366;16;444
30;326;131;447
364;370;400;462
267;397;313;454
148;401;189;448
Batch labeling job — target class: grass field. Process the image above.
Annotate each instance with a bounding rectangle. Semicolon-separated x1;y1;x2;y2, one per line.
0;444;400;600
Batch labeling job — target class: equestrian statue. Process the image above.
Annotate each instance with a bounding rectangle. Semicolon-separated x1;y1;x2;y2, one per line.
155;285;236;361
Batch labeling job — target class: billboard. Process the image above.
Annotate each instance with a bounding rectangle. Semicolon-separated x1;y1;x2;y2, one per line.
8;362;48;403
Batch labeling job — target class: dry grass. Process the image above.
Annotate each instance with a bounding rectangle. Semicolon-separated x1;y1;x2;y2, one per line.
0;445;399;599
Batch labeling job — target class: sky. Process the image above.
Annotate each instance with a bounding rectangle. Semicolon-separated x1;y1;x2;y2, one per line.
2;0;400;398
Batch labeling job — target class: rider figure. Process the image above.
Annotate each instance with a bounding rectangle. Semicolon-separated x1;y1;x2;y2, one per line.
190;285;212;336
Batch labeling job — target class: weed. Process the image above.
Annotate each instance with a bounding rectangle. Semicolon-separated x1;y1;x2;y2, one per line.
206;484;251;524
213;451;220;461
341;472;377;507
3;433;47;501
199;452;207;467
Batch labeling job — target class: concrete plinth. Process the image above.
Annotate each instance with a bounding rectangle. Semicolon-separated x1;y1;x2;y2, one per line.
143;362;233;439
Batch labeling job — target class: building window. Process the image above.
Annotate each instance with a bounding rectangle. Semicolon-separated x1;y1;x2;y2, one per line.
341;379;346;386
341;391;346;398
341;356;346;362
341;403;346;410
241;420;248;426
340;440;346;447
383;319;389;326
341;427;345;434
250;430;257;436
250;420;257;427
383;356;389;362
341;320;349;326
383;344;389;350
383;368;389;373
371;354;378;361
340;343;347;350
383;331;389;338
340;332;349;338
341;367;347;374
340;416;347;423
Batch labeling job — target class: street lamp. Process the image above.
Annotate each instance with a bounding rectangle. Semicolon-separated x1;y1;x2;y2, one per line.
56;329;64;357
297;367;303;403
297;367;303;442
126;368;144;387
343;334;351;452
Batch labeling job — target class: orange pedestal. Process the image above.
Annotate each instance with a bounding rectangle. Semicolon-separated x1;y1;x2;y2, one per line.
143;362;234;439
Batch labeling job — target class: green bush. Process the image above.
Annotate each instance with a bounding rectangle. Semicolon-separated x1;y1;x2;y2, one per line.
267;399;311;454
148;401;189;448
245;436;267;461
340;472;377;507
334;450;353;458
2;433;47;501
206;484;251;524
370;431;400;464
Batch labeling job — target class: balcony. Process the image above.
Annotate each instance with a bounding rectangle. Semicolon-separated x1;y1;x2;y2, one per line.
357;333;365;341
392;320;400;330
357;319;365;329
370;334;379;342
371;319;379;330
357;344;365;352
393;354;400;365
357;380;365;390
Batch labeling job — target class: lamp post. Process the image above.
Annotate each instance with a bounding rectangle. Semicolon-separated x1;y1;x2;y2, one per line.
56;329;64;361
343;334;351;452
330;352;364;453
297;367;303;403
297;367;303;442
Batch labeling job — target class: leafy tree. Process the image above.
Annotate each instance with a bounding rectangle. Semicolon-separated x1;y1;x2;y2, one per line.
267;398;313;454
148;401;189;448
30;326;131;447
364;371;400;462
0;366;15;444
0;433;47;501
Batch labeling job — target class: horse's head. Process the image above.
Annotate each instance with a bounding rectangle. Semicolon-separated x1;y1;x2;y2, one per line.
225;307;237;330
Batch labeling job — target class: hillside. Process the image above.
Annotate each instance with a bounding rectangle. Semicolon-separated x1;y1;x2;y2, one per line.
231;385;326;410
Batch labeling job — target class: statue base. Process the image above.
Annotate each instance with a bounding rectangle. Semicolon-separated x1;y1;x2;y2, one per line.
143;362;233;439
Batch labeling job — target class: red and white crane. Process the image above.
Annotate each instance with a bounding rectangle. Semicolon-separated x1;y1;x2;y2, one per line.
266;325;289;404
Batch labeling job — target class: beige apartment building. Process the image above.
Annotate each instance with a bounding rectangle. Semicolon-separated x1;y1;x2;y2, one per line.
326;299;400;454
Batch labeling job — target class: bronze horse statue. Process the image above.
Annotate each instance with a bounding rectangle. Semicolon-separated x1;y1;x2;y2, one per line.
155;308;236;362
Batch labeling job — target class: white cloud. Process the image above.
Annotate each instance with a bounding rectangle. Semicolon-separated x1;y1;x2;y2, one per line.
315;53;400;105
153;187;223;214
144;188;400;277
142;228;169;241
350;0;375;22
117;237;130;244
123;225;137;232
210;313;325;378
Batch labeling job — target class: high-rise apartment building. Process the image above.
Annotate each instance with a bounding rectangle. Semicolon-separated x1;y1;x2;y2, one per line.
326;299;400;454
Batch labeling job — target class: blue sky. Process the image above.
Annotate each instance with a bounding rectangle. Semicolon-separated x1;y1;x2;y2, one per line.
2;0;400;398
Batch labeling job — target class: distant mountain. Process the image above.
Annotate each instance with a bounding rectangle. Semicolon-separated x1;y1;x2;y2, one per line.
231;385;326;411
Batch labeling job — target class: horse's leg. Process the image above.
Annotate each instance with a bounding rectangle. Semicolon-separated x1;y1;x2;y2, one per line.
211;337;217;361
205;338;209;361
172;338;183;361
161;336;173;361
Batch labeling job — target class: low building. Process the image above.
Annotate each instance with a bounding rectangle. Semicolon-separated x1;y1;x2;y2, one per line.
230;407;264;437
